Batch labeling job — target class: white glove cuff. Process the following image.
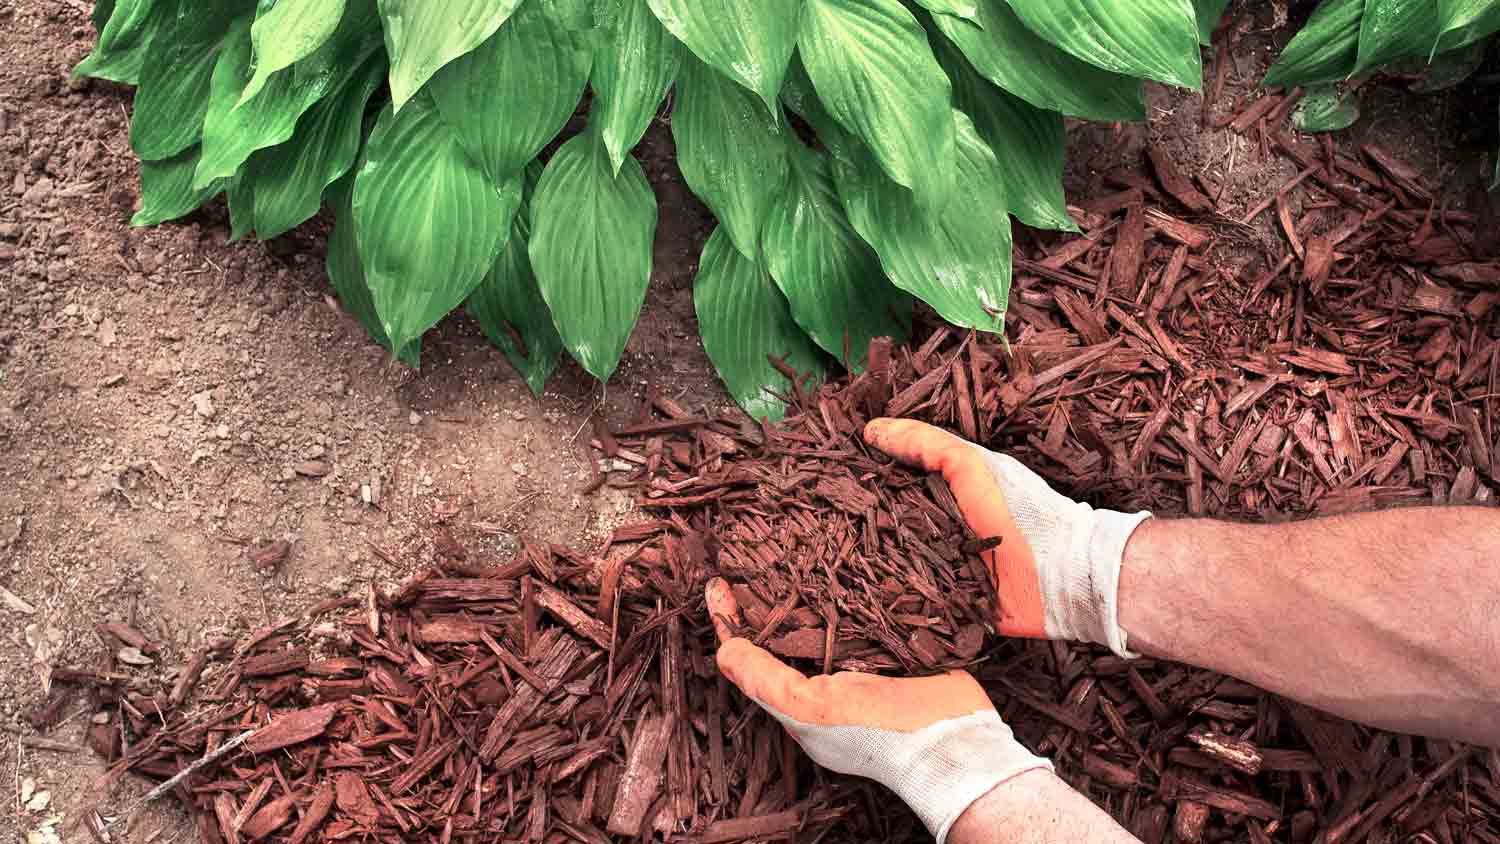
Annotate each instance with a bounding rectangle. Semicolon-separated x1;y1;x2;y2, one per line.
897;711;1053;844
765;709;1052;844
1048;508;1152;659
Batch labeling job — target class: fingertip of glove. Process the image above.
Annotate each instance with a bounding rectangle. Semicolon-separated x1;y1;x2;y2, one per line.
863;417;895;444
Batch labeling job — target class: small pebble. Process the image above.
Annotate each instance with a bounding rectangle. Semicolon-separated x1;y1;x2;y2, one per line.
408;410;421;426
191;390;215;419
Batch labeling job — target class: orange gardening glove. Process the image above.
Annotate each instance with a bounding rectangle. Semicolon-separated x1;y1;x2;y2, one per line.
864;418;1152;658
707;580;1050;844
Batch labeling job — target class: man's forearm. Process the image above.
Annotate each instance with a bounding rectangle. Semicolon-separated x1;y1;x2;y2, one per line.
1119;507;1500;746
948;769;1140;844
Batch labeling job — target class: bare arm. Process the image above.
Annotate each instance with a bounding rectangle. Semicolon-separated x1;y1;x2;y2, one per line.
948;770;1140;844
1120;507;1500;746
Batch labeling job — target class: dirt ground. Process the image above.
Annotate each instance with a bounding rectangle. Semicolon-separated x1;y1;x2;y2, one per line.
0;1;1484;841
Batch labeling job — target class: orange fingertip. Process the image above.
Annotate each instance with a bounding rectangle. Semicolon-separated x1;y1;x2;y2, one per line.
705;577;740;644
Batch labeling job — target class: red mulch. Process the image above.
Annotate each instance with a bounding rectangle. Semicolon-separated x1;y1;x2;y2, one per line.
49;91;1500;844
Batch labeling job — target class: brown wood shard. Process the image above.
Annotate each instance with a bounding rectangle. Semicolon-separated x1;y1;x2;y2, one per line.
606;713;675;836
287;783;334;844
245;703;341;754
240;793;298;839
240;649;309;677
531;580;613;649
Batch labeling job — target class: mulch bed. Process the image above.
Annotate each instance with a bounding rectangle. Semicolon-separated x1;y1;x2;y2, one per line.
47;90;1500;843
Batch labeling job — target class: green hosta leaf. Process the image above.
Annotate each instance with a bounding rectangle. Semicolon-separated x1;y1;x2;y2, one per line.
762;145;911;370
937;36;1074;232
378;0;524;110
834;111;1010;333
529;131;658;381
75;0;166;83
931;0;1145;122
1436;0;1500;49
1004;0;1201;89
1412;38;1488;90
227;173;256;242
592;0;682;173
93;0;117;33
1263;0;1362;87
1292;84;1361;131
244;51;387;239
353;98;521;357
129;0;246;161
429;0;593;182
467;177;565;396
911;0;978;21
327;178;420;366
1354;0;1440;75
778;54;851;154
241;0;346;106
645;0;799;113
131;145;226;226
695;227;825;420
1439;0;1500;32
673;56;790;260
196;0;384;188
799;0;955;209
1194;0;1229;43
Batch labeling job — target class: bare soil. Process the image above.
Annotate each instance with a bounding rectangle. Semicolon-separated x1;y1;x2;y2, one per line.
0;1;1483;841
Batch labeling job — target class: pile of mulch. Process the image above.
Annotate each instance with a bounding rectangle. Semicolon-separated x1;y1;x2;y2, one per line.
47;87;1500;843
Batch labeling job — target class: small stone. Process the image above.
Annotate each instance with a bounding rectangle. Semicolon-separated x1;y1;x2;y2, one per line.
214;424;230;440
509;410;527;421
116;646;153;666
191;390;215;419
91;711;110;725
62;303;79;317
408;410;421;426
295;460;329;477
305;444;326;459
20;176;52;204
99;374;125;388
97;317;117;346
510;462;528;476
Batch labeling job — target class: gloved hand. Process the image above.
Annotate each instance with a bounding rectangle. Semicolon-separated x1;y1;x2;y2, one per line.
864;418;1151;658
706;579;1051;844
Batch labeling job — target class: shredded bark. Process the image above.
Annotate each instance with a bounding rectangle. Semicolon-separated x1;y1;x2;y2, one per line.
59;89;1500;843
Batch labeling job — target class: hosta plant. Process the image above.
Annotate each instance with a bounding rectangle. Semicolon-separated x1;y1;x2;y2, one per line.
80;0;1214;419
1265;0;1500;136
